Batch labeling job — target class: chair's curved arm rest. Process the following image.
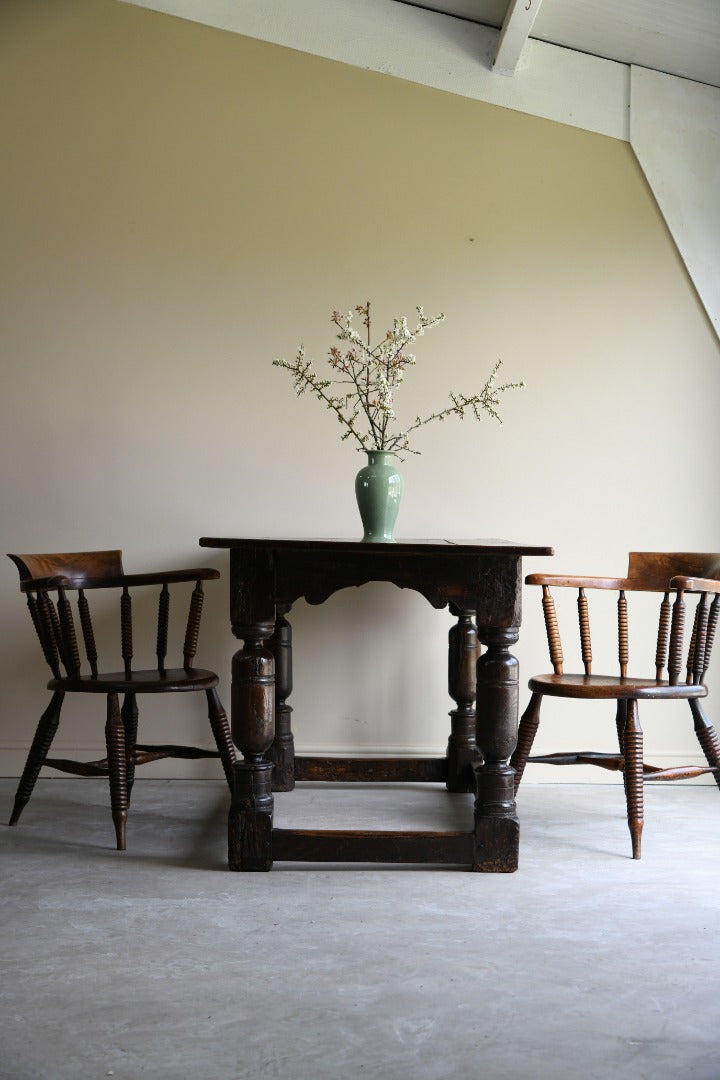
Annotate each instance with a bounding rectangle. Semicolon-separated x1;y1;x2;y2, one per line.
19;575;71;593
527;571;720;595
120;568;221;586
50;568;221;590
525;573;629;590
670;575;720;594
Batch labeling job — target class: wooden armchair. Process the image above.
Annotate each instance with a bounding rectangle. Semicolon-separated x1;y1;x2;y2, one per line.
8;550;236;850
510;552;720;858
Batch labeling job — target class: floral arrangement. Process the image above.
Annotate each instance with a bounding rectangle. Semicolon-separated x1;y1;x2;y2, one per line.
272;302;524;456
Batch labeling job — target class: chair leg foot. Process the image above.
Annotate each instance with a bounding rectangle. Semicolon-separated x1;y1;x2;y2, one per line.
615;700;627;756
112;814;128;851
690;698;720;792
623;700;644;860
106;693;128;851
121;693;139;806
629;822;642;860
9;691;65;826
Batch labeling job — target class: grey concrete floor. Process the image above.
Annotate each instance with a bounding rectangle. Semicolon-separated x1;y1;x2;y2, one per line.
1;777;719;1080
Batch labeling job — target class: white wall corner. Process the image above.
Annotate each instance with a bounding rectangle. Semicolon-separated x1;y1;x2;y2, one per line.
630;67;720;340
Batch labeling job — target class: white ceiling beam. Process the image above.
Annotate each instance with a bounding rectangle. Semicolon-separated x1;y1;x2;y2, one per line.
120;0;630;140
493;0;544;76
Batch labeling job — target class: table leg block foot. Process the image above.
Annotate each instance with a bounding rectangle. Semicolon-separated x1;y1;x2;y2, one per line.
472;815;519;872
228;761;274;871
228;806;273;871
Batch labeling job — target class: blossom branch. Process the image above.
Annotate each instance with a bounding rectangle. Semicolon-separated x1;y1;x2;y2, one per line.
273;305;524;456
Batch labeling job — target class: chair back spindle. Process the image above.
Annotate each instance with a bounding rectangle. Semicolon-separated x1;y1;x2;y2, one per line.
58;586;82;677
705;595;719;679
688;599;703;684
183;581;205;670
77;590;99;678
618;591;628;678
668;591;686;686
121;587;133;678
44;591;66;672
30;591;62;679
655;592;672;680
156;583;170;674
542;585;564;675
686;591;718;685
577;589;592;674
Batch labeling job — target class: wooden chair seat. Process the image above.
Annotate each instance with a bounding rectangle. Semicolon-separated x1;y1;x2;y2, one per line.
511;552;720;859
7;550;236;850
50;667;220;694
529;673;708;701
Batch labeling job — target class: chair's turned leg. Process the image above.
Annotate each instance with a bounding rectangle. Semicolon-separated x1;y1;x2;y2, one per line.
617;699;629;805
9;691;65;826
121;693;138;804
206;687;236;792
510;693;542;794
105;692;128;851
689;698;720;791
623;699;643;860
615;699;628;756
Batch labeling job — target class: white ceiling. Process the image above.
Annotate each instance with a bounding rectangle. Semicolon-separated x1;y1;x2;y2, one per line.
398;0;720;87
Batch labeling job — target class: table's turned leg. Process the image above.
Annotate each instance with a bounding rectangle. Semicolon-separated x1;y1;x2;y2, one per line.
472;626;520;872
268;606;295;792
446;609;482;793
228;625;275;871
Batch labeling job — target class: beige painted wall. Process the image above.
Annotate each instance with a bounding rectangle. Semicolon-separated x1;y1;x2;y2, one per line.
1;0;718;782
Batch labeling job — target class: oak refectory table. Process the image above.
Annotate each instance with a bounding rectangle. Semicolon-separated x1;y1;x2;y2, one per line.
199;537;553;871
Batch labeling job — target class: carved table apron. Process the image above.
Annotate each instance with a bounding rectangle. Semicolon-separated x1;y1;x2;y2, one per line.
199;538;553;872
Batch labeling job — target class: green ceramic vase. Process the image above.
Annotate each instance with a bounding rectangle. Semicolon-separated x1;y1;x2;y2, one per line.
355;450;403;543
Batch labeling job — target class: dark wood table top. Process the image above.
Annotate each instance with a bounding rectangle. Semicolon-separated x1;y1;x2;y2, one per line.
200;537;554;556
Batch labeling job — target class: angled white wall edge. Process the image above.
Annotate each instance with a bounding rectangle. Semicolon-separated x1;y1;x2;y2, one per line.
119;0;630;140
630;68;720;340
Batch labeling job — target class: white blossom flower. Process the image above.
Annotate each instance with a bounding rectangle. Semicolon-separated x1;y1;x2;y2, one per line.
272;302;523;457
